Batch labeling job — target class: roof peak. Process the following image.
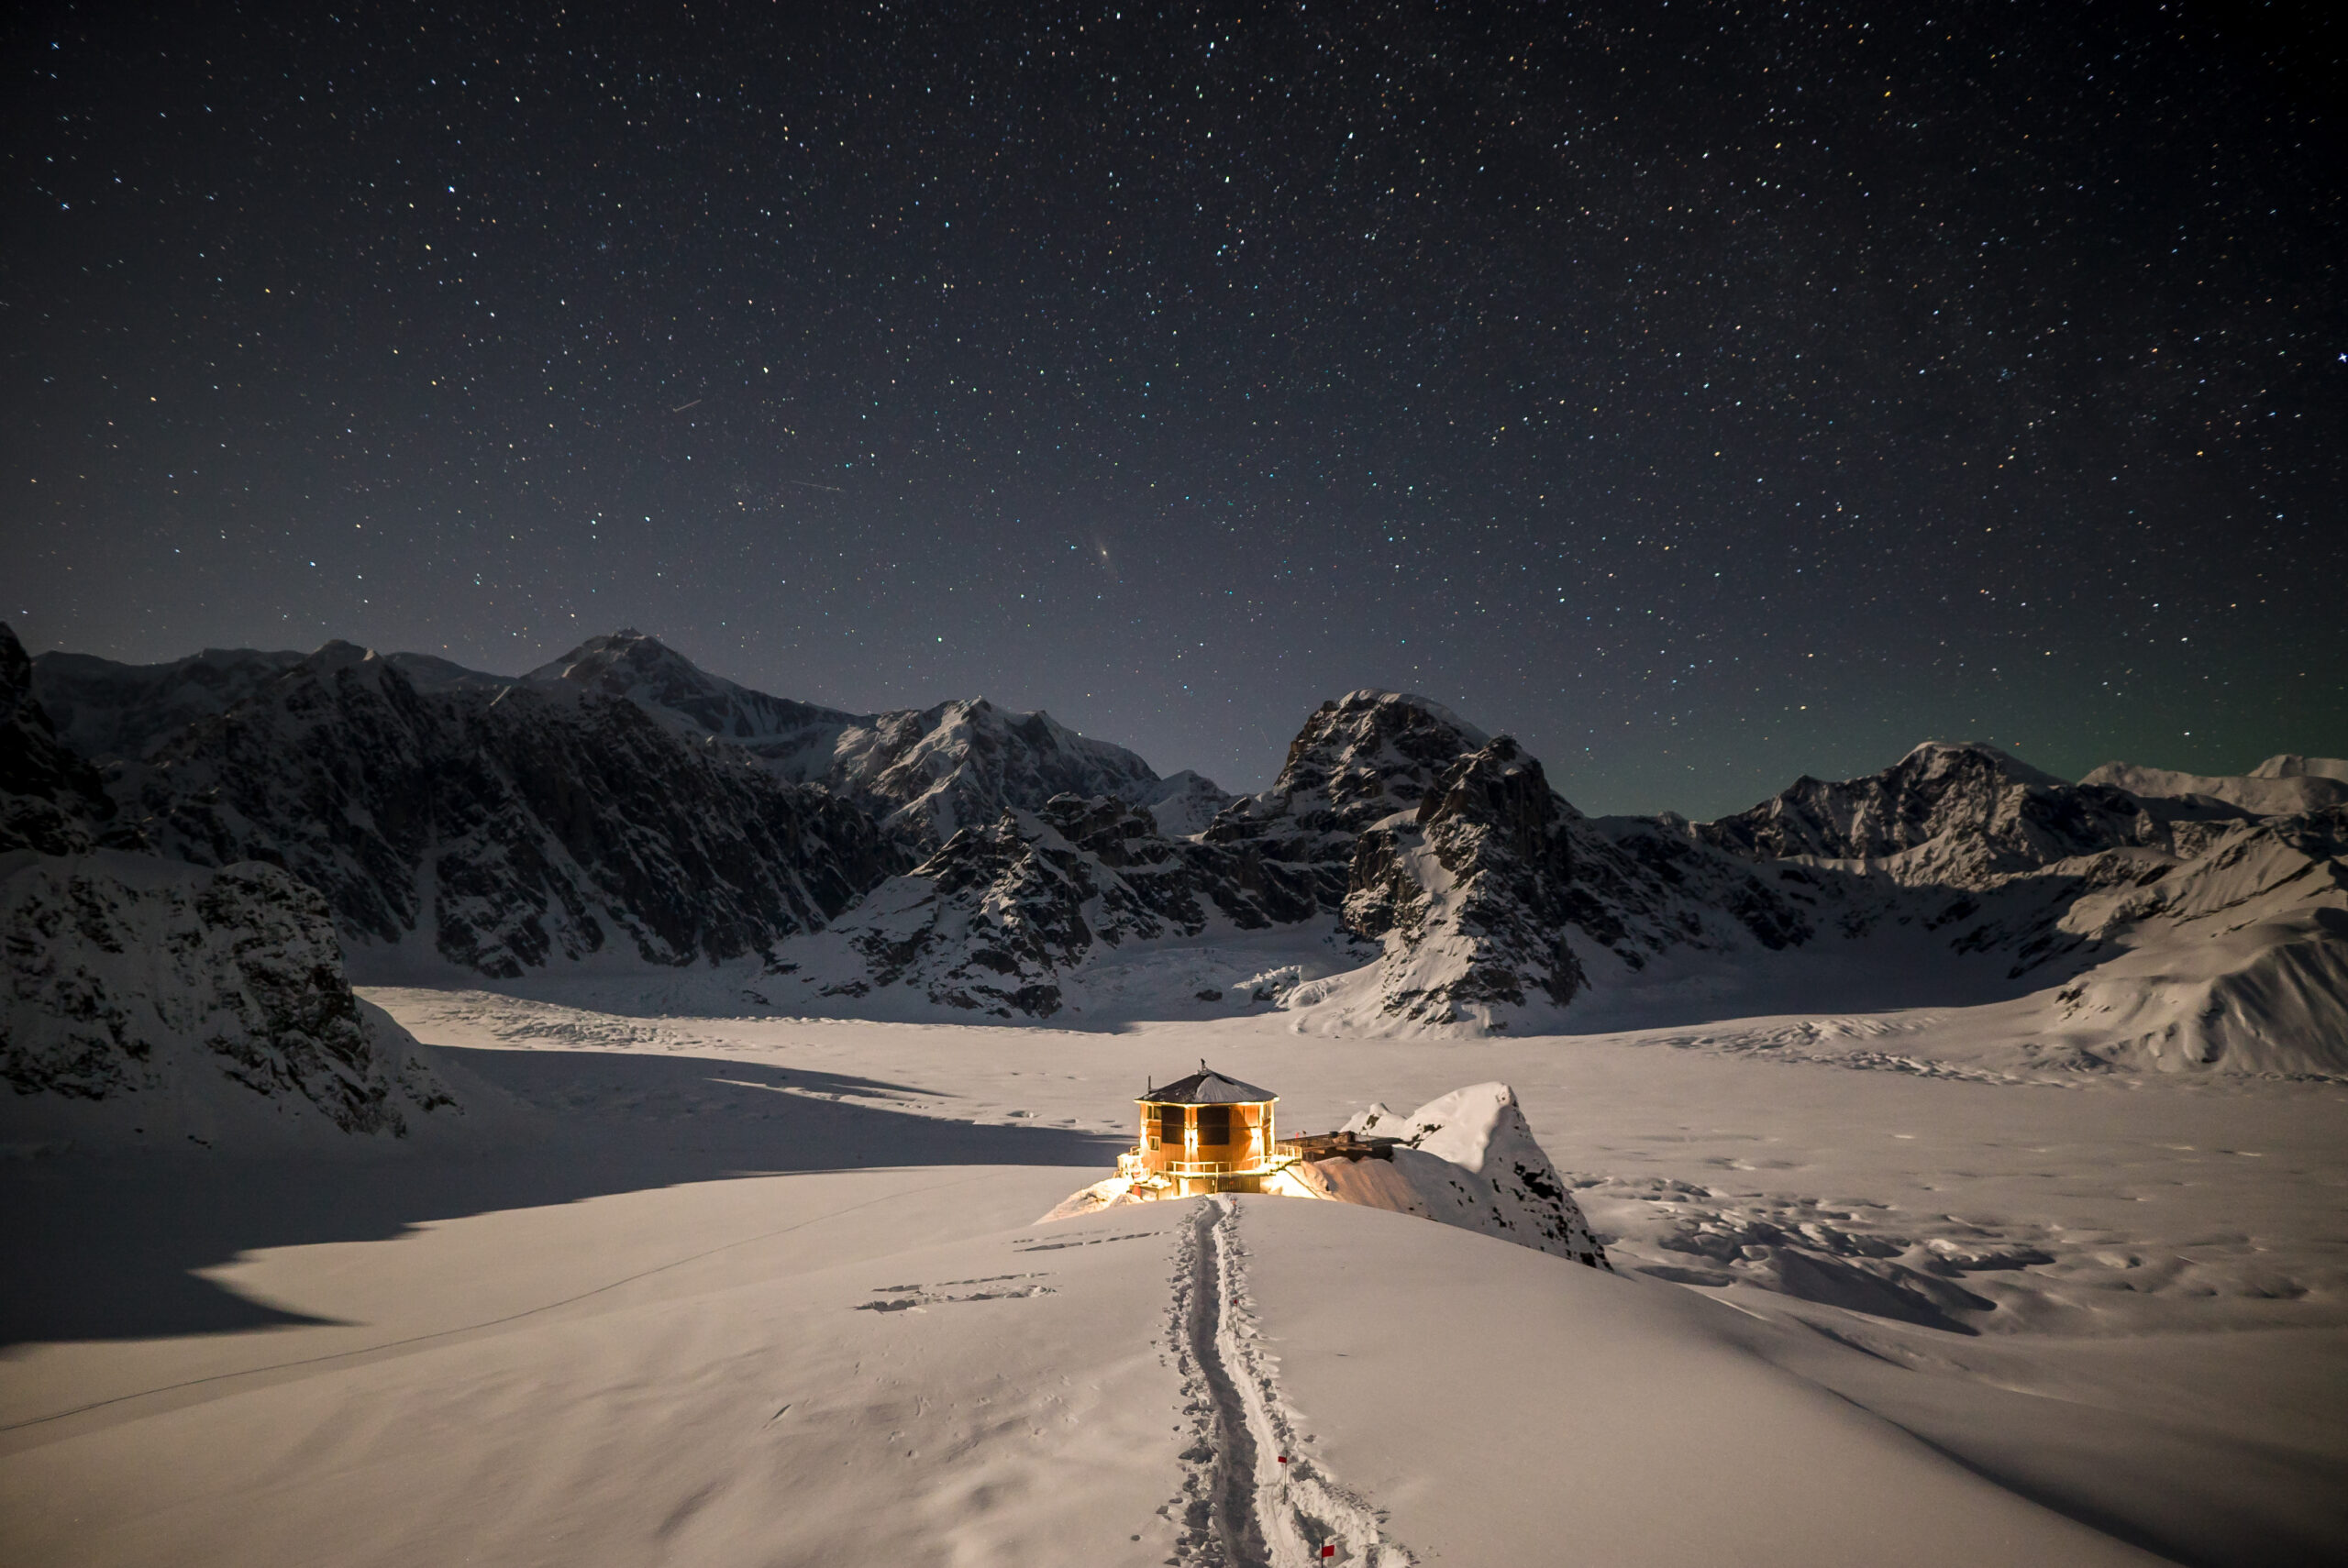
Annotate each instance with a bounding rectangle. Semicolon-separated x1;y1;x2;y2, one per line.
1138;1063;1277;1104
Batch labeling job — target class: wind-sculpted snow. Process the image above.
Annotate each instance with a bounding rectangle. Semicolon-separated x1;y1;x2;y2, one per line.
102;641;900;977
0;848;458;1144
2043;807;2348;1075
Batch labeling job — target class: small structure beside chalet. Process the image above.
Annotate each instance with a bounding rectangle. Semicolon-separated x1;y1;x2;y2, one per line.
1054;1071;1613;1273
1117;1063;1297;1197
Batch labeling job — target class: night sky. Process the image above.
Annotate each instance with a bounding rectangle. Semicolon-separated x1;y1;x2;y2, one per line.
5;2;2342;816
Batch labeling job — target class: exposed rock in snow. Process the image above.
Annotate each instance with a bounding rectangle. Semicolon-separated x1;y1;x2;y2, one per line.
2082;757;2348;817
767;692;1519;1020
1341;737;1589;1023
1;624;125;856
778;692;1816;1030
1;848;461;1146
1204;690;1492;915
1692;739;2256;889
105;641;900;977
824;696;1167;849
772;793;1334;1019
1670;745;2348;1075
1318;1083;1610;1267
1134;769;1234;838
510;631;1199;850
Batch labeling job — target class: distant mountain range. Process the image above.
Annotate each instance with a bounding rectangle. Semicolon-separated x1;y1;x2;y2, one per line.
6;621;2345;1144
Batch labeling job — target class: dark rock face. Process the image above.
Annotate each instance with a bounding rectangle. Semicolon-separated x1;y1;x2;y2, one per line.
787;691;1498;1018
1205;690;1492;914
1343;738;1589;1018
520;630;863;779
107;642;902;977
29;643;307;765
0;623;124;856
789;692;1815;1024
1;851;454;1135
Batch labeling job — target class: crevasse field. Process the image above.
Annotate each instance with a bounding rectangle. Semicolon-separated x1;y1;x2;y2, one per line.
5;985;2341;1568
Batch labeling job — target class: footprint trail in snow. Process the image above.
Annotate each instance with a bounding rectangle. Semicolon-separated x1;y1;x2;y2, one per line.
1167;1197;1412;1567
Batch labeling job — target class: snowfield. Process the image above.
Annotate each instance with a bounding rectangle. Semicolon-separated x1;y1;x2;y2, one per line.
4;989;2342;1567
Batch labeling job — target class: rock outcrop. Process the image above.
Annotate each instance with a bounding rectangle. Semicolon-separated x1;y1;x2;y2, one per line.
1;848;460;1144
1203;690;1492;914
1341;738;1589;1021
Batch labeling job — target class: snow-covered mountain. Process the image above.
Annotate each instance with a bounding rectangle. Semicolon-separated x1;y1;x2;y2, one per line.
518;630;864;778
2080;756;2348;817
1673;741;2348;1074
103;641;899;977
772;692;1812;1029
767;691;1505;1019
1690;740;2204;886
11;619;2342;1072
511;631;1185;848
1;847;462;1148
1203;689;1495;914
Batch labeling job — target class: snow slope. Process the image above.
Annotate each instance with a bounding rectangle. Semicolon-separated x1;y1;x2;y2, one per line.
2083;756;2348;816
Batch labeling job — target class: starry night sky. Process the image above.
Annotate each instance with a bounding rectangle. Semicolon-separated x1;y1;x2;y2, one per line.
5;2;2342;815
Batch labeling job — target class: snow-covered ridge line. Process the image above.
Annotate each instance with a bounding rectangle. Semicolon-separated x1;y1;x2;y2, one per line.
10;620;2346;1071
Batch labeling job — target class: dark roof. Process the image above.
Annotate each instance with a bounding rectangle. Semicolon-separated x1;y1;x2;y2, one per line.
1138;1066;1277;1105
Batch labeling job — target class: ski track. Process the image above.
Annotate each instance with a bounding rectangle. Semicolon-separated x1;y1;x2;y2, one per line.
1167;1197;1410;1568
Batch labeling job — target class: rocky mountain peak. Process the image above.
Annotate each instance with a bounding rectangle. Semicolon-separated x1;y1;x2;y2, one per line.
1269;690;1490;821
1892;740;2068;791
